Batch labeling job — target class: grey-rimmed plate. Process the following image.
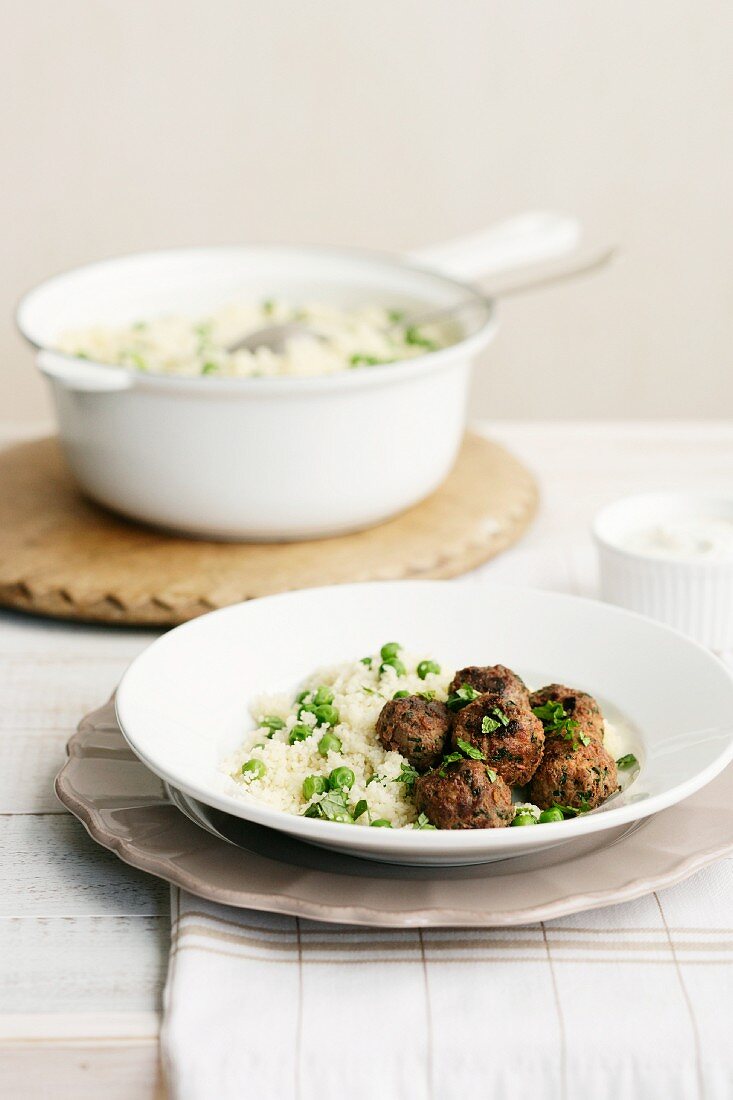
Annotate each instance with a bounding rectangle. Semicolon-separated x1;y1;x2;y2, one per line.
55;699;733;927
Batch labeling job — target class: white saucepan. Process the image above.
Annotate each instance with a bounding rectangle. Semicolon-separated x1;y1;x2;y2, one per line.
17;212;580;540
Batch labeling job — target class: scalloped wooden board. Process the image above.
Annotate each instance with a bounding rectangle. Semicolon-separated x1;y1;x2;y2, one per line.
0;433;538;626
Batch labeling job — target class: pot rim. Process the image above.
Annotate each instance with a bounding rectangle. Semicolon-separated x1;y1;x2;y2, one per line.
16;242;498;396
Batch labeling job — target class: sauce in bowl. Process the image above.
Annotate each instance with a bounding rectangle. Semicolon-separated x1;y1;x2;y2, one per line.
620;516;733;562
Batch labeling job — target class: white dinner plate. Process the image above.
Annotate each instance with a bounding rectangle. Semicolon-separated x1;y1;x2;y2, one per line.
115;581;733;865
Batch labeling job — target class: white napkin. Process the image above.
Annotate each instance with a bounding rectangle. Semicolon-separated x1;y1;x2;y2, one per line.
162;864;733;1100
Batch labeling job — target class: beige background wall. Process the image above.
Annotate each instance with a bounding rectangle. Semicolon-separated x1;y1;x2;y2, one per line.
2;0;732;422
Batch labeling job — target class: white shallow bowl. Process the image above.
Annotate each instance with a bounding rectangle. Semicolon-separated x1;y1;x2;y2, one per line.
594;493;733;650
115;581;733;866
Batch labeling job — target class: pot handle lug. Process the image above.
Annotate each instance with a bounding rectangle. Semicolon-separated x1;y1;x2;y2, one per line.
408;211;581;283
37;351;134;394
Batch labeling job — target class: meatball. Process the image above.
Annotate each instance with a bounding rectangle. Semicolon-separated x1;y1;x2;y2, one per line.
414;758;513;830
448;664;529;704
530;684;605;743
375;696;451;772
451;693;544;786
529;737;618;810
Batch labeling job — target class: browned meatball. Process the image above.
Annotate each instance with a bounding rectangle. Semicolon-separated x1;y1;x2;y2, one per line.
414;758;513;830
451;693;544;786
530;684;605;743
529;737;618;810
375;696;451;772
448;664;529;704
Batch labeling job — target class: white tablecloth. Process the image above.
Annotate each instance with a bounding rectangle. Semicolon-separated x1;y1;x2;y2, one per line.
3;421;732;1099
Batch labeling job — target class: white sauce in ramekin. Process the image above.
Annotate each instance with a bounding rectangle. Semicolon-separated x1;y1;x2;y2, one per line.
620;517;733;562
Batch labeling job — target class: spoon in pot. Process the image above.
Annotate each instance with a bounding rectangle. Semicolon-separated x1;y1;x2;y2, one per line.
225;244;616;356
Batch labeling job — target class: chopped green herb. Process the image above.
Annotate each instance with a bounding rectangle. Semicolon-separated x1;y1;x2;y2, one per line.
262;299;275;315
481;707;510;736
349;353;384;367
417;690;436;701
417;659;441;679
360;656;373;667
438;751;464;776
371;818;392;828
414;813;436;830
361;685;384;697
532;700;589;747
446;684;482;712
353;799;369;821
303;789;353;823
485;767;498;783
201;362;218;375
394;762;420;792
616;753;639;770
404;326;438;351
393;689;411;700
388;309;405;324
456;737;484;761
366;773;383;786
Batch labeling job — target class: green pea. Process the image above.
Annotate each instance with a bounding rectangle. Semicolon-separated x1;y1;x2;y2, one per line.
294;690;310;705
288;724;312;745
393;690;410;700
328;766;355;791
417;660;441;679
371;819;393;828
314;703;339;727
511;812;537;827
299;702;340;727
380;642;402;660
539;807;565;824
313;686;335;706
259;715;285;733
380;657;406;677
302;775;328;800
318;732;342;756
241;758;266;780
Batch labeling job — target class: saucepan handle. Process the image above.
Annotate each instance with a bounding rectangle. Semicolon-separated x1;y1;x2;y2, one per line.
408;211;581;283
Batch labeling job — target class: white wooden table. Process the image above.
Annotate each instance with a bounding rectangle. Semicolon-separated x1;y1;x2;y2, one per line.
1;420;731;1099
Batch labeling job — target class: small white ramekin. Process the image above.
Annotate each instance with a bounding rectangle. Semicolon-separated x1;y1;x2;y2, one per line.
593;493;733;651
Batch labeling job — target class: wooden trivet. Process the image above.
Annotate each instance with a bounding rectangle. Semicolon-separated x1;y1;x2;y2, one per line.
0;433;538;626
